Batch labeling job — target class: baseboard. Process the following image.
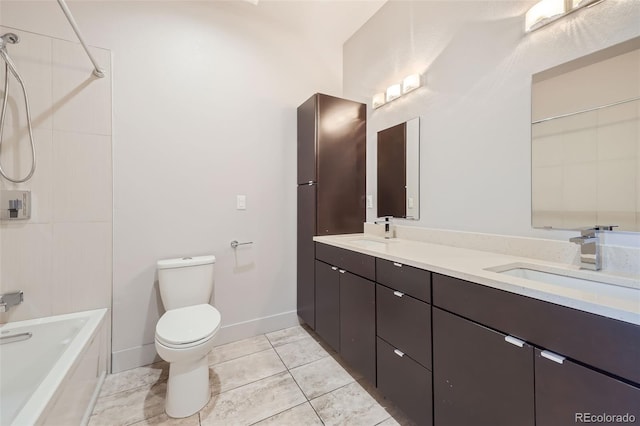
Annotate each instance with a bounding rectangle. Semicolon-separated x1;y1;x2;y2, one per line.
111;342;160;373
110;310;300;373
213;310;301;347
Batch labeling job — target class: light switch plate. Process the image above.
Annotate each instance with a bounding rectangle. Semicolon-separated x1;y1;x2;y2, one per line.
236;195;246;210
366;195;373;209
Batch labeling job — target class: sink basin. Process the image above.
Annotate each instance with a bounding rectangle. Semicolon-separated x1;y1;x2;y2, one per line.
348;238;390;250
486;263;639;292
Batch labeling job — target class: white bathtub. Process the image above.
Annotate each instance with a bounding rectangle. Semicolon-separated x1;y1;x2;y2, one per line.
0;308;108;426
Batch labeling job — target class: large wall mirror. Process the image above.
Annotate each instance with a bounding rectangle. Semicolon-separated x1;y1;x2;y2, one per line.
531;37;640;232
377;117;420;219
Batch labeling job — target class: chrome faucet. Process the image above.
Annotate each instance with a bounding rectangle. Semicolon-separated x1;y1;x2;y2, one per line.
0;291;23;313
569;226;616;271
374;216;394;239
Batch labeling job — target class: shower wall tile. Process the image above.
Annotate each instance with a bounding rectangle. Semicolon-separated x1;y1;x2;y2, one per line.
0;126;53;223
52;131;112;222
52;39;111;135
52;221;112;315
0;26;53;130
0;223;53;322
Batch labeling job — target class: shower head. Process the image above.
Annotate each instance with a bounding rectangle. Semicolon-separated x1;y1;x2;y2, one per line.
0;33;20;50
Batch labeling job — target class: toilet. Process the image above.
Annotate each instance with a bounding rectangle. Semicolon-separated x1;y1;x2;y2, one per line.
154;255;221;418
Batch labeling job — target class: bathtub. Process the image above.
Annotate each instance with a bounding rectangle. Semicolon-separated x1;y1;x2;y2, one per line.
0;308;108;426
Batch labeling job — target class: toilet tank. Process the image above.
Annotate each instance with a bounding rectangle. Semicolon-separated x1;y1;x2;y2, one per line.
157;255;215;310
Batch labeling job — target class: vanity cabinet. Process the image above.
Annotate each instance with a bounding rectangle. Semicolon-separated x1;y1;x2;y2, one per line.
314;243;376;382
432;307;535;426
375;259;433;425
432;273;640;424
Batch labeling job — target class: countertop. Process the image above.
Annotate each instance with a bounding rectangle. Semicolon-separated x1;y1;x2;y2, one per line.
313;234;640;326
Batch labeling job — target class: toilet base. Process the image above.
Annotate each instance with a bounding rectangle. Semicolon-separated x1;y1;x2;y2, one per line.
165;354;210;418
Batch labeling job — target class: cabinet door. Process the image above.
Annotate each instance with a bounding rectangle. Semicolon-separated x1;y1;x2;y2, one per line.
297;185;316;328
340;271;376;384
315;260;340;351
535;349;640;426
433;308;535;426
377;337;433;425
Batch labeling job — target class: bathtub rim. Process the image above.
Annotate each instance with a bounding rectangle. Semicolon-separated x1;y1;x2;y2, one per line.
2;308;107;426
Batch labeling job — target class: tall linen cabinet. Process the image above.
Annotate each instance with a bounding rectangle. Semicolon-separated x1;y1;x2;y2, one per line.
296;93;366;328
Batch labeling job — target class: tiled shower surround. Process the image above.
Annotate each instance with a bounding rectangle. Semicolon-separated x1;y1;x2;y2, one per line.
89;325;413;426
0;26;112;327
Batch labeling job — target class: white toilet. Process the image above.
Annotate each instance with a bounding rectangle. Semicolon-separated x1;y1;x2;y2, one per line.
154;255;221;418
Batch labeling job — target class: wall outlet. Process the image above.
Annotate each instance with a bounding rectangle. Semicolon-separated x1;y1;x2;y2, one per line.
366;195;373;209
236;195;246;210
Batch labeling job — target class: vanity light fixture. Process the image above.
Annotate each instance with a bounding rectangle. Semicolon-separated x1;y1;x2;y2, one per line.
525;0;607;32
386;84;402;102
373;73;422;109
525;0;566;32
402;74;421;94
372;93;386;109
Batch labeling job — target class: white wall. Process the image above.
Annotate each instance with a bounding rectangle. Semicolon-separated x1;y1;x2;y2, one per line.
344;0;640;243
1;1;346;371
0;26;112;330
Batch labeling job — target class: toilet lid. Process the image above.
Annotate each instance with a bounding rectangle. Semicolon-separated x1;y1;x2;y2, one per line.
156;304;221;346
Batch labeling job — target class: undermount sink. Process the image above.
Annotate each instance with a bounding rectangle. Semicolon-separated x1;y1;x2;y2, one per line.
486;264;639;292
348;238;390;250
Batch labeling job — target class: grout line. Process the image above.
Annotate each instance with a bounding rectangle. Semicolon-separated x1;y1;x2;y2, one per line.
208;346;274;368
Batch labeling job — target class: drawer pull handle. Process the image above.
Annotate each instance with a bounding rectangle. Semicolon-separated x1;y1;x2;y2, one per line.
331;267;338;271
338;269;346;274
394;349;405;357
393;262;403;267
504;335;525;348
393;291;404;298
541;350;566;365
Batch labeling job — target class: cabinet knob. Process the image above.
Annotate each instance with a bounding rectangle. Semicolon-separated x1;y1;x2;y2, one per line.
393;291;404;298
540;350;566;364
393;262;403;267
394;349;405;357
331;266;338;271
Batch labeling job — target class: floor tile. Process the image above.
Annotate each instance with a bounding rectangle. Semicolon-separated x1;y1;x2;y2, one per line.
210;348;286;395
129;412;199;425
208;334;272;366
200;371;306;425
265;325;313;347
88;382;166;426
273;336;330;369
290;356;357;399
310;381;391;426
253;402;323;425
99;361;168;397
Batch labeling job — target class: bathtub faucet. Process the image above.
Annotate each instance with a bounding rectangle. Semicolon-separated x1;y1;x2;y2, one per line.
0;290;23;312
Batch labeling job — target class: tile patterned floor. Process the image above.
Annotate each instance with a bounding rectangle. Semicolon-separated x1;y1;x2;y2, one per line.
89;325;415;426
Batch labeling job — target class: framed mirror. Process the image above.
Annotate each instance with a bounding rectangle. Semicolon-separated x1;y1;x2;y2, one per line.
531;37;640;232
377;117;420;219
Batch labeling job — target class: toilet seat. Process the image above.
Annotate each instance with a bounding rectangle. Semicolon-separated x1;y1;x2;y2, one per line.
155;304;221;349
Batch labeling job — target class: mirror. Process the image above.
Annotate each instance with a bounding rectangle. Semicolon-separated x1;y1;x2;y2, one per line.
531;37;640;232
377;117;420;219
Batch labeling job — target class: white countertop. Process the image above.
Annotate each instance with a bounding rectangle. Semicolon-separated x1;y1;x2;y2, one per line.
314;234;640;326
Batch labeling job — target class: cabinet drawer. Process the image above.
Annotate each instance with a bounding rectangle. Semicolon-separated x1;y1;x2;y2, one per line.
315;242;375;280
376;284;431;369
377;337;433;425
376;258;430;302
432;273;640;385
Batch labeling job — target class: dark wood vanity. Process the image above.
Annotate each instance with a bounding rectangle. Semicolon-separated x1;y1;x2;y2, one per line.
309;241;640;426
